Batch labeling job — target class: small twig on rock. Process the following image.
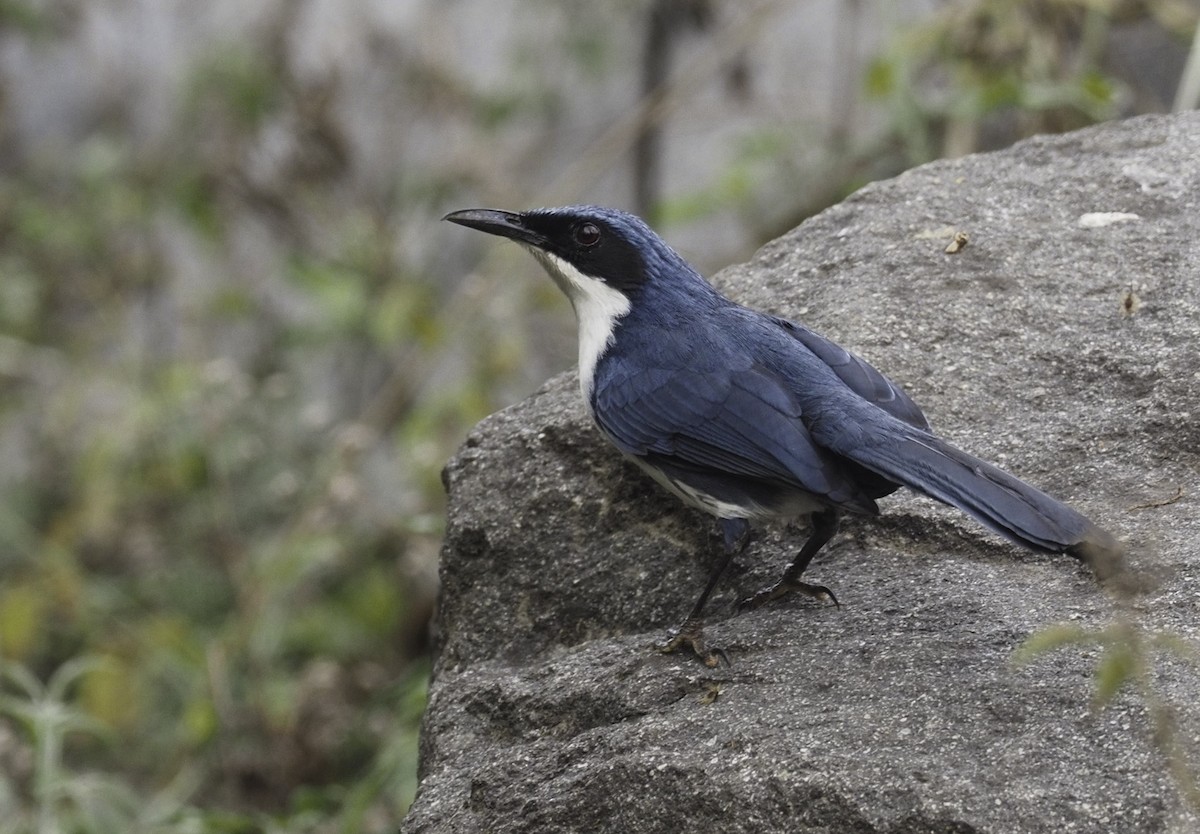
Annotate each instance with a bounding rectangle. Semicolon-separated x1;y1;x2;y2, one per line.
1127;485;1184;511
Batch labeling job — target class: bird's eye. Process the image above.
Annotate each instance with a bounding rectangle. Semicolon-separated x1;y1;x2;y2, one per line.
574;223;601;247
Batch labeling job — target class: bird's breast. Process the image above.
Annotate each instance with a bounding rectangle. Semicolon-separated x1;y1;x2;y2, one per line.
530;250;633;404
574;294;631;402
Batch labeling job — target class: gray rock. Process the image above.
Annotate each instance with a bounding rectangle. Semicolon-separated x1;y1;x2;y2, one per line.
404;113;1200;834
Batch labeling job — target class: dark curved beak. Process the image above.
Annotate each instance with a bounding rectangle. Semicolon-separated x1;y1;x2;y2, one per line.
442;208;547;248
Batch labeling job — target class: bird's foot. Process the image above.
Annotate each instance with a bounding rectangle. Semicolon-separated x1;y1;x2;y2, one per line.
738;579;839;612
655;617;728;667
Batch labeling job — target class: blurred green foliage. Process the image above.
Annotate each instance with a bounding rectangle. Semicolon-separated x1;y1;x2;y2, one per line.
0;146;430;826
1015;616;1200;812
867;0;1197;162
0;6;478;831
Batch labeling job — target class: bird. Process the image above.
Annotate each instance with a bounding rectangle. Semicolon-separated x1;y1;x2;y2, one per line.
443;205;1125;666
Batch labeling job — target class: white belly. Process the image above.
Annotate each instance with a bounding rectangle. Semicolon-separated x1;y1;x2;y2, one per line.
625;454;826;523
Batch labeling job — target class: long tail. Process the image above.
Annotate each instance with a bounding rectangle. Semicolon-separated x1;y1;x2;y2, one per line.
831;421;1125;580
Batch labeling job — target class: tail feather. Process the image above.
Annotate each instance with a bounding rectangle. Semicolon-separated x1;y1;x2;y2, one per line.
882;431;1088;552
832;422;1124;579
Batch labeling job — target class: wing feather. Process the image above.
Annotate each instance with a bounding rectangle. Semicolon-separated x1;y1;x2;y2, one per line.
771;317;930;431
592;357;876;514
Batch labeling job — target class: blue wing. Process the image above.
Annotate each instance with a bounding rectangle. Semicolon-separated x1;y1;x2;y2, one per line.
591;320;882;516
770;316;930;431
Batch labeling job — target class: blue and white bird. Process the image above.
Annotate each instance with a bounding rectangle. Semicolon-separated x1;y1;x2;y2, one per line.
444;205;1123;666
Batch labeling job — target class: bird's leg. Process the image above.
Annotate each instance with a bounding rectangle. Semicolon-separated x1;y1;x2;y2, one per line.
656;517;750;667
739;509;841;611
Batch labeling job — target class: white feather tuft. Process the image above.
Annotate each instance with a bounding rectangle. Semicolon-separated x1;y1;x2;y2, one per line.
529;249;632;407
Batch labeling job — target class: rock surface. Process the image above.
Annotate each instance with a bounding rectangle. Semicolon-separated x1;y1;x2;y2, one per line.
404;113;1200;833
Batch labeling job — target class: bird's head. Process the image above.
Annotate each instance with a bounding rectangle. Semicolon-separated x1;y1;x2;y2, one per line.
444;205;719;403
443;205;695;311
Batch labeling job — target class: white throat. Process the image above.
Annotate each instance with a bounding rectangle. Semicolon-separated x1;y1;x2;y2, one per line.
530;249;631;407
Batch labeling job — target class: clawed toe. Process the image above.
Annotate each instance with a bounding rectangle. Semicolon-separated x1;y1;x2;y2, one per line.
655;617;729;667
737;579;840;612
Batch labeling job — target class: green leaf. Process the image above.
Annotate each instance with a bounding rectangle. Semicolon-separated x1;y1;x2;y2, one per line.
46;655;106;704
1149;633;1200;663
1012;624;1093;665
0;584;46;659
1092;644;1136;710
0;660;43;700
1079;71;1115;106
865;58;896;98
287;257;369;333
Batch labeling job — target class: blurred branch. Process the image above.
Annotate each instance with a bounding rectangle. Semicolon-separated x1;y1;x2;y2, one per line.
1173;16;1200;110
542;0;785;206
830;0;865;147
634;0;714;222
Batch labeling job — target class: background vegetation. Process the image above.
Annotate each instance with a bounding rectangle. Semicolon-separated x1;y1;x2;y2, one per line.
0;0;1195;831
